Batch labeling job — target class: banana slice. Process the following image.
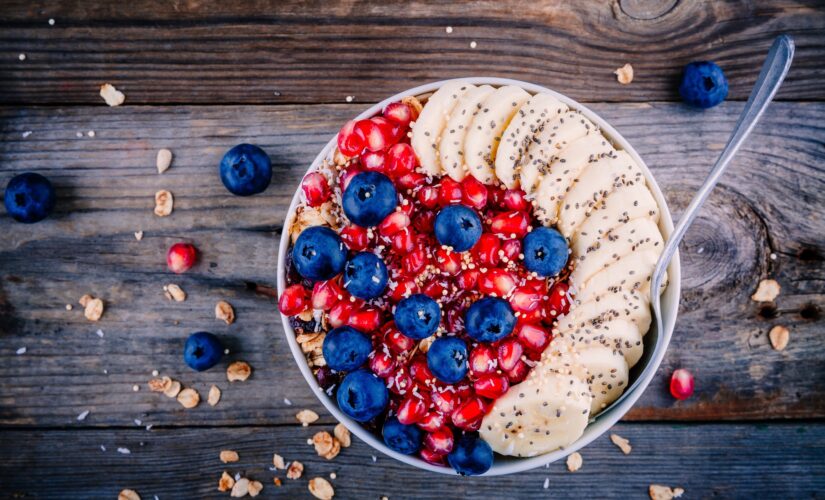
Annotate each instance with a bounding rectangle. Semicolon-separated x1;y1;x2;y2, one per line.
481;340;591;457
576;344;630;415
557;150;644;238
464;86;531;184
438;85;496;181
411;81;473;177
570;217;664;288
574;249;661;303
570;182;660;257
558;288;652;334
557;319;644;368
533;133;614;225
519;111;595;195
495;93;566;189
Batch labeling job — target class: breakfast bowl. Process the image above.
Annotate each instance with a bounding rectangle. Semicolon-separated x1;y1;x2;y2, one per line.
277;77;681;476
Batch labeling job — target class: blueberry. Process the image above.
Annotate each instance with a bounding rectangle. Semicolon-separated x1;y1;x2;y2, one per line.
343;252;388;299
434;205;482;252
382;416;423;455
394;294;441;340
447;433;493;476
183;332;223;371
522;227;568;277
293;226;347;281
426;336;468;384
219;143;272;196
322;326;372;372
336;369;389;422
679;61;728;109
342;172;398;227
465;297;516;343
4;172;56;223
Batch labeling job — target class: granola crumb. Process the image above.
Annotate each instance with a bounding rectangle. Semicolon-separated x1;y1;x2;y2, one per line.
156;148;173;174
273;453;286;469
769;325;790;350
286;460;304;479
134;231;144;241
296;409;320;426
227;361;252;382
220;450;239;463
751;279;781;302
163;284;186;302
215;300;235;324
100;83;125;106
566;451;583;472
118;489;141;500
218;471;235;492
610;433;632;454
614;63;634;84
177;387;200;408
334;423;351;447
154;190;173;217
82;296;104;321
313;431;341;459
308;477;335;500
649;484;684;500
208;385;221;406
273;478;282;487
230;477;249;497
248;480;263;497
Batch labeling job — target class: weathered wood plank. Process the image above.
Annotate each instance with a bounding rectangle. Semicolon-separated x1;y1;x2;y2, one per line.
0;422;822;499
1;0;824;104
0;102;822;427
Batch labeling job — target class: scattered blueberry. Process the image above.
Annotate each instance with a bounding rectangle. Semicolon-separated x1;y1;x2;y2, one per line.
394;294;441;340
465;297;516;343
219;143;272;196
434;205;482;252
679;61;729;109
336;369;389;422
342;172;398;227
183;332;223;371
4;172;56;223
292;226;347;281
322;326;372;372
427;336;468;384
447;433;494;476
522;227;568;277
343;252;388;299
382;416;423;455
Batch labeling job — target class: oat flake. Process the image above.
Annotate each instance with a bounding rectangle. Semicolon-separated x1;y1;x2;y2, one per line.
248;480;263;497
154;190;173;217
751;279;781;302
649;484;684;500
100;83;125;106
296;409;320;425
610;433;632;454
308;477;335;500
226;361;252;382
230;477;249;498
207;385;221;406
286;460;304;480
769;325;790;350
273;453;286;469
220;450;239;463
118;489;141;500
84;297;104;321
218;471;235;492
566;451;583;471
614;63;634;84
334;423;351;447
215;300;235;324
156;148;172;174
177;388;200;408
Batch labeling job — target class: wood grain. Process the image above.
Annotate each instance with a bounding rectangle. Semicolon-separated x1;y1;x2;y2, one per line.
1;422;823;499
0;102;822;427
1;0;824;104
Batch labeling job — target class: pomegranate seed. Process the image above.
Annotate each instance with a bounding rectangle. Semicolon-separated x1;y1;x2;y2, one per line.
546;282;571;319
451;397;487;430
419;448;446;465
503;188;529;210
278;284;309;316
438;178;463;206
472;233;501;266
386;143;417;177
354;119;389;152
369;351;396;378
402;248;428;276
477;268;517;297
311;279;344;311
341;165;363;191
461;176;488;209
504;359;529;383
516;323;550;352
361;151;386;172
444;302;464;333
435;248;462;275
386;329;416;355
524;277;549;294
337;120;365;157
371;116;405;144
379;211;411;236
167;243;197;274
425;427;455;454
497;338;524;371
518;307;545;325
457;269;480;290
417;186;440;209
388;369;413;395
300;172;331;207
488;186;507;208
348;307;382;332
417;412;445;433
490;210;530;238
397;171;426;189
397;395;428;425
474;373;510;399
510;286;543;313
391;227;416;254
409;355;434;385
670;368;695;400
383;101;414;127
502;239;522;261
340;225;369;251
469;344;497;378
412;210;435;233
388;278;419;302
422;280;447;300
432;390;458;414
328;301;354;328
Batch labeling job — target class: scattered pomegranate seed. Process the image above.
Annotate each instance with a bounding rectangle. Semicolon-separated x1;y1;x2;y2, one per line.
419;448;446;465
340;225;369;251
490;210;530;238
417;186;440;209
545;282;571;319
354;119;389;152
451;396;486;430
311;279;344;311
504;359;529;383
418;411;445;433
516;323;550;352
501;239;522;261
474;373;510;399
361;151;386;172
457;269;480;290
383;102;414;127
488;186;507;208
300;172;331;207
435;248;462;275
371;116;405;144
348;307;382;332
670;368;695;400
278;284;309;316
412;210;436;233
369;351;396;378
386;143;417;177
432;389;458;414
472;233;501;267
337;120;365;157
422;279;448;300
397;395;428;425
379;211;411;236
386;328;416;355
510;286;543;313
388;278;419;302
409;355;434;385
388;369;413;395
402;248;428;276
497;338;524;372
328;301;354;328
468;344;497;378
438;178;463;206
341;164;363;191
397;171;426;189
461;176;488;209
424;427;455;454
167;243;197;274
477;268;517;297
502;188;529;211
391;227;416;254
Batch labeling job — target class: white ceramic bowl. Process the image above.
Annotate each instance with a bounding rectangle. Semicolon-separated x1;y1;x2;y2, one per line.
278;78;681;476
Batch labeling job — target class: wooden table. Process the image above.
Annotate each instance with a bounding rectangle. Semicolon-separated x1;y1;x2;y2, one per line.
1;1;823;498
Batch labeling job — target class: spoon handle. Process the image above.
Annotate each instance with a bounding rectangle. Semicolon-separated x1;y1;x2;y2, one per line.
652;35;795;292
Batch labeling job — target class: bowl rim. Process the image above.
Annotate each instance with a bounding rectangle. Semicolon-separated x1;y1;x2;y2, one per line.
277;77;681;476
